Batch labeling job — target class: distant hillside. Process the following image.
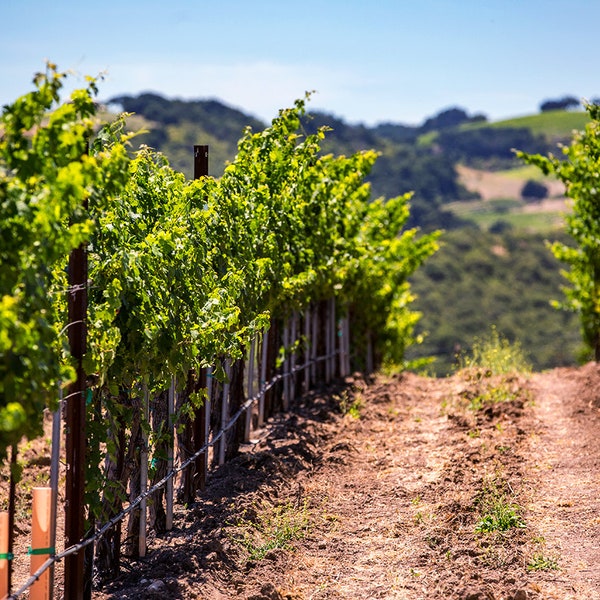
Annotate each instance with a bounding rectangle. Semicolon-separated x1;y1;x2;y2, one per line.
406;228;583;375
109;93;265;179
107;95;488;230
106;93;588;235
467;109;589;140
108;95;587;225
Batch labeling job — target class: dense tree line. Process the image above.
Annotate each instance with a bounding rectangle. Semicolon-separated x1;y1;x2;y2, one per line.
110;92;264;139
540;96;581;112
435;127;550;169
406;228;583;374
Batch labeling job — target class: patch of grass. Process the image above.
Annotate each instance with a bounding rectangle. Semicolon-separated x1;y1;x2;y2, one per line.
461;109;589;138
527;552;559;572
496;164;552;181
482;211;565;233
491;110;589;138
469;383;520;411
458;325;531;375
452;327;532;413
475;500;526;533
474;476;526;534
229;499;311;561
444;197;567;233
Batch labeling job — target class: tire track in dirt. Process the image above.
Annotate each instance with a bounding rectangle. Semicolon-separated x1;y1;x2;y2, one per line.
286;375;454;599
527;365;600;599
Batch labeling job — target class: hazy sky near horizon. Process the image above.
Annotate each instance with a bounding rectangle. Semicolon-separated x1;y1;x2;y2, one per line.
2;0;599;126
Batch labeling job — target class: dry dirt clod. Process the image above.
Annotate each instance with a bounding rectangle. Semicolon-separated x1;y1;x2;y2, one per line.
246;582;285;600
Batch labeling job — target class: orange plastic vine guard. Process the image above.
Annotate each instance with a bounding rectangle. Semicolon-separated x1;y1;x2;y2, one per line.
30;488;52;600
0;511;9;600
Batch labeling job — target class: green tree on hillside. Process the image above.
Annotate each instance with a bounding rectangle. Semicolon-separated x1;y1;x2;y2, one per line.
518;103;600;360
540;96;580;112
521;179;548;202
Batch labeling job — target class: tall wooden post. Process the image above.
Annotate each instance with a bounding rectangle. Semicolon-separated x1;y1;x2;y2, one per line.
65;240;88;599
194;144;209;180
165;378;175;530
193;145;209;491
6;445;18;595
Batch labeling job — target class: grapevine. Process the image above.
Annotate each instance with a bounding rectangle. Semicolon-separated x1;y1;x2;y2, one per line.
1;64;439;532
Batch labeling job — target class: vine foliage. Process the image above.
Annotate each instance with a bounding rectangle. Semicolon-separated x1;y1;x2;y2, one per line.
0;65;439;468
518;103;600;360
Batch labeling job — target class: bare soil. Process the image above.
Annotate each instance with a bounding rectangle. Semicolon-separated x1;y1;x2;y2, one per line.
456;165;566;202
100;364;600;600
5;363;600;599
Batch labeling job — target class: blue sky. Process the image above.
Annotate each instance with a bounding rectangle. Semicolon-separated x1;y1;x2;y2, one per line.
2;0;599;126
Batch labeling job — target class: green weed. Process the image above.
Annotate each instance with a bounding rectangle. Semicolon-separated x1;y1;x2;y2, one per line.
468;383;518;411
229;499;310;561
337;391;364;419
527;552;559;572
458;325;531;375
474;476;526;534
475;501;526;533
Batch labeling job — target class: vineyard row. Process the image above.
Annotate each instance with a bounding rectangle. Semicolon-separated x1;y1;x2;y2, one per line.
0;64;440;598
6;299;349;599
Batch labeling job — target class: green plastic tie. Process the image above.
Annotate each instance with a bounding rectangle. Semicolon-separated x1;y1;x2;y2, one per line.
0;553;13;560
27;546;55;556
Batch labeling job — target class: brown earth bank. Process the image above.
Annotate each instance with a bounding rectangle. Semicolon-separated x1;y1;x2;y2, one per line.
87;363;600;600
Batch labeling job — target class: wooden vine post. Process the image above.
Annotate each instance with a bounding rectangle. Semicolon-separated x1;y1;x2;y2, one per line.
65;235;89;599
193;145;210;492
0;510;8;597
166;378;175;530
29;487;53;600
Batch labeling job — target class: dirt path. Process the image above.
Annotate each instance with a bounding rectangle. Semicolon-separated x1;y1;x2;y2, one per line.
7;364;598;599
89;364;600;599
526;366;600;598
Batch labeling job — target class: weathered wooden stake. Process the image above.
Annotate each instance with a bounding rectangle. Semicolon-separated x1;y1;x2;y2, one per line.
245;338;256;442
166;378;175;531
30;487;53;600
304;308;311;392
0;511;9;599
139;382;149;558
258;329;269;427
